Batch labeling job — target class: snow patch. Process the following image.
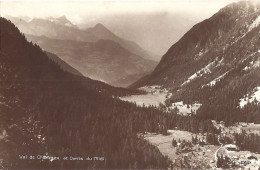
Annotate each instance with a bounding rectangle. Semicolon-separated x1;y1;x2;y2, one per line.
181;62;213;86
253;60;260;68
181;58;222;86
203;71;229;87
248;15;260;32
243;66;250;71
243;57;260;71
239;86;260;108
198;50;208;57
199;52;204;56
232;16;260;44
243;52;258;62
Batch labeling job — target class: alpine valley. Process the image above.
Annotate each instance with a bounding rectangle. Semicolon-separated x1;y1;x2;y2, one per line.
1;1;260;169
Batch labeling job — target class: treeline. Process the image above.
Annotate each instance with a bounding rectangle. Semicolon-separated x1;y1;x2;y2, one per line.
167;54;260;125
234;131;260;153
196;64;260;125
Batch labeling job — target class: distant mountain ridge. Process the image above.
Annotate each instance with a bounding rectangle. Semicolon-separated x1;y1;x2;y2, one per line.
7;16;155;61
26;34;157;86
7;16;157;86
0;17;135;96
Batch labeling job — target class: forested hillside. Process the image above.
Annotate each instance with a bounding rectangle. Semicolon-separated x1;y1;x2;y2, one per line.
0;17;168;169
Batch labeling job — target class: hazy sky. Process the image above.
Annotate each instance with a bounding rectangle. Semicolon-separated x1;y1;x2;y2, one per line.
1;0;238;59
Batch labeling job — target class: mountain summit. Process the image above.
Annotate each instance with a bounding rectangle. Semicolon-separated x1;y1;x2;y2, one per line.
85;23;155;61
86;23;117;41
94;23;108;30
48;15;75;27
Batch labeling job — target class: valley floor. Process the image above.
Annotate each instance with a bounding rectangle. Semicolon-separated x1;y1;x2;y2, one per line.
119;86;170;107
119;86;201;115
143;130;218;169
143;123;260;169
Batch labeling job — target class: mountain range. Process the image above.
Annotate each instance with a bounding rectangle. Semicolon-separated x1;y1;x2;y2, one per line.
7;16;157;87
25;34;156;85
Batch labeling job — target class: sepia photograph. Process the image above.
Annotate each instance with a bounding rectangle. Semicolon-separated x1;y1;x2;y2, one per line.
0;0;260;169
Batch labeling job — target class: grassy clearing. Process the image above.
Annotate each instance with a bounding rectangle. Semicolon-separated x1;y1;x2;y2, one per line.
143;130;219;169
212;121;260;135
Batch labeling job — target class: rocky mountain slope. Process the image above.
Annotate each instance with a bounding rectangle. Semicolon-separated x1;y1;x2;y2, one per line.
131;1;260;123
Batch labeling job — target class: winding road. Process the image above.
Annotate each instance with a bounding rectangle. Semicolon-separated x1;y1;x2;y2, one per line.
215;135;223;166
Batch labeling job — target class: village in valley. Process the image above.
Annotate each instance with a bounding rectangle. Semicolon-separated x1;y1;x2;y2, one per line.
142;121;260;169
121;86;260;169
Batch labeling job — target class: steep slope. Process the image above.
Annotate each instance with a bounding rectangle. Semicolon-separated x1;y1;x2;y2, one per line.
0;17;171;169
26;34;157;86
131;1;260;123
45;52;83;76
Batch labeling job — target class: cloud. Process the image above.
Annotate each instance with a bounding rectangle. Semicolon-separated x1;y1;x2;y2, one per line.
1;1;236;24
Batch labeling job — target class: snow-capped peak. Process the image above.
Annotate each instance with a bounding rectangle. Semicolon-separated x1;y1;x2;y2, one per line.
48;16;74;27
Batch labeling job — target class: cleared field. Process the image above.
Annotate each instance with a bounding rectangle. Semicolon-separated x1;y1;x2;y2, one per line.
169;102;202;115
144;133;177;160
143;130;198;160
212;121;260;135
143;130;219;169
241;123;260;133
119;86;170;107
